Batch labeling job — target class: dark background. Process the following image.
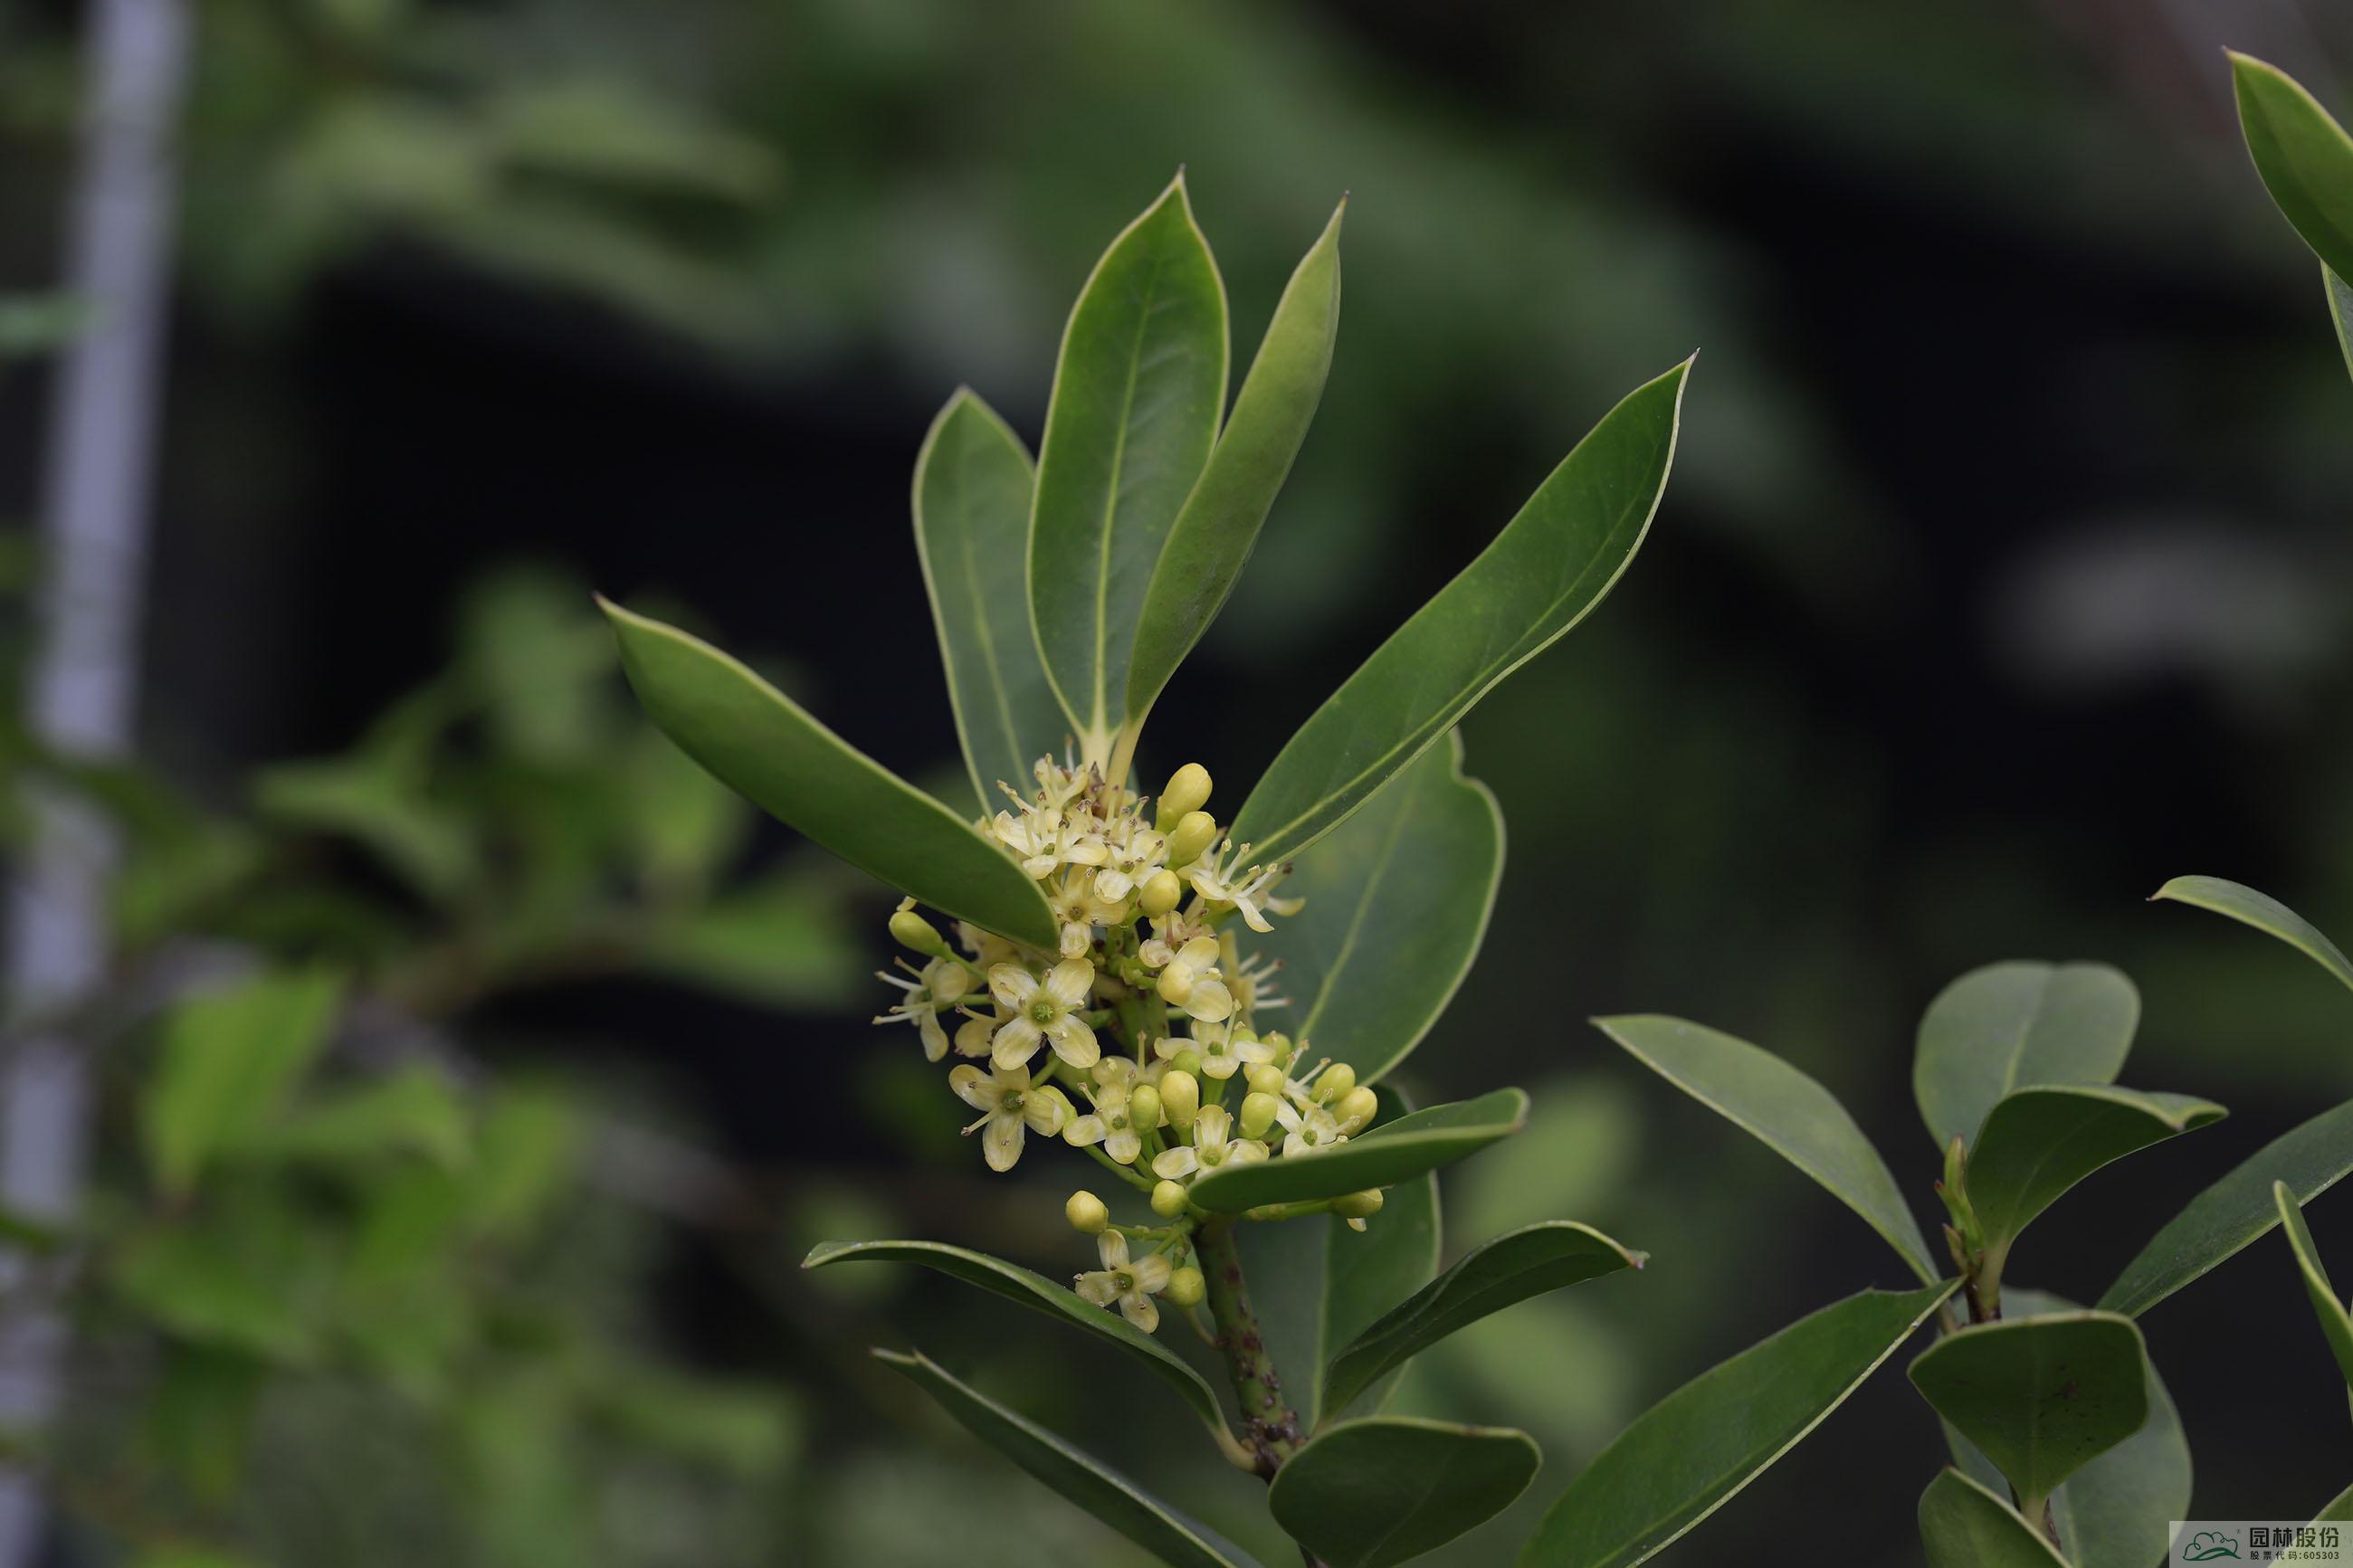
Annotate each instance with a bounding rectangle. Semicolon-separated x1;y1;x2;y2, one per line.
6;1;2353;1562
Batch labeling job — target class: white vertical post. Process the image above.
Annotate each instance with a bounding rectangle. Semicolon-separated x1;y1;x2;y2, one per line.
0;0;190;1558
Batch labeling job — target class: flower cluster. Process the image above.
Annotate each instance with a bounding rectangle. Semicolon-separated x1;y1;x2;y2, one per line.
872;758;1384;1333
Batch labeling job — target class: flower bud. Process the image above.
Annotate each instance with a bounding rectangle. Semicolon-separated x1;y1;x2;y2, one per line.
1151;1180;1190;1219
1167;1265;1205;1308
1167;811;1218;868
1313;1062;1357;1104
1138;869;1185;917
1156;764;1213;829
1333;1085;1378;1133
1244;1063;1288;1098
1239;1091;1281;1141
1159;1069;1200;1128
889;899;951;959
1129;1083;1163;1130
1331;1188;1385;1219
1065;1190;1110;1234
1169;1048;1204;1079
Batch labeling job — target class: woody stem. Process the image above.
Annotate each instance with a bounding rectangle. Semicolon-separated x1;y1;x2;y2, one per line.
1193;1216;1306;1478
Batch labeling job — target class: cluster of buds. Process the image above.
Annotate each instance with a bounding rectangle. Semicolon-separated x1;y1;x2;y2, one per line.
872;757;1386;1333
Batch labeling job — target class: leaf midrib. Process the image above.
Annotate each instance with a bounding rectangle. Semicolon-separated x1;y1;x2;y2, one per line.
1086;240;1175;736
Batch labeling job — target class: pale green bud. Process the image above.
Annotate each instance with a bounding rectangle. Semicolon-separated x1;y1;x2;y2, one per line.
1138;869;1185;917
1129;1083;1164;1130
1167;811;1218;869
1151;1180;1189;1219
1167;1265;1205;1308
1156;764;1213;829
1160;1069;1200;1128
1314;1062;1357;1104
1169;1048;1204;1079
888;898;952;959
1065;1190;1110;1234
1244;1063;1288;1098
1333;1085;1378;1133
1331;1188;1385;1219
1239;1091;1281;1140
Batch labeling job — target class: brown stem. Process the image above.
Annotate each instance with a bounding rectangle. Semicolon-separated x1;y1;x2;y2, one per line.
1193;1217;1304;1478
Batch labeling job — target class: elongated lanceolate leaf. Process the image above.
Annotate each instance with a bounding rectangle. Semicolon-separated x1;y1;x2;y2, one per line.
1028;174;1227;749
875;1349;1259;1568
1919;1469;2068;1568
1516;1281;1955;1568
601;599;1057;947
1270;1417;1538;1568
1913;961;2139;1153
1910;1313;2148;1506
1258;732;1502;1088
2320;1482;2353;1523
1602;1014;1934;1283
2274;1181;2353;1392
1965;1085;2224;1252
1126;200;1344;728
2100;1098;2353;1318
802;1240;1225;1436
911;389;1064;811
2151;875;2353;997
1323;1221;1643;1419
1188;1088;1529;1213
1230;362;1689;867
143;969;346;1197
2230;53;2353;284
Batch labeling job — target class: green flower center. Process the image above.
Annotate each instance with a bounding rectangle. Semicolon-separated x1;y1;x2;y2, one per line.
1030;999;1060;1024
1114;1272;1134;1292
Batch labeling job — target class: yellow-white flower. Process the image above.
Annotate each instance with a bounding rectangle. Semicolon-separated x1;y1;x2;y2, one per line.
987;959;1100;1071
1181;840;1294;933
1073;1231;1173;1331
1155;935;1234;1022
1065;1079;1146;1164
1272;1097;1347;1159
949;1062;1067;1172
872;959;974;1062
1151;1104;1269;1181
1155;1022;1277;1081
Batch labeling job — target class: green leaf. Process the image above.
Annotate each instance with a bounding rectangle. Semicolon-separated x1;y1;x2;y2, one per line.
634;874;863;1010
911;389;1064;811
1125;199;1344;728
143;969;346;1197
1188;1088;1529;1213
1271;1417;1539;1568
2100;1098;2353;1317
114;1197;334;1364
1241;1092;1441;1430
2274;1179;2353;1392
2230;52;2353;283
1918;1469;2069;1568
1910;1312;2149;1506
1028;173;1228;747
2151;875;2353;997
1966;1086;2225;1253
1515;1281;1955;1568
2319;1481;2353;1523
600;598;1057;947
2331;268;2353;384
875;1348;1259;1568
1913;960;2140;1153
801;1239;1228;1438
1229;361;1689;867
1601;1014;1935;1284
1323;1221;1644;1420
1256;732;1502;1087
251;1063;471;1168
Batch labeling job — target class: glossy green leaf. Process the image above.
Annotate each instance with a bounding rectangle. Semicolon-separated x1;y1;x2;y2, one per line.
2319;1481;2353;1523
1188;1088;1529;1213
1028;174;1227;747
1909;1312;2148;1506
1271;1417;1539;1568
2151;875;2353;997
875;1349;1259;1568
1966;1085;2224;1252
1126;199;1343;728
143;969;345;1197
911;389;1063;811
601;598;1057;947
1324;1221;1644;1420
2275;1180;2353;1392
1919;1469;2068;1568
802;1239;1227;1437
2230;52;2353;283
1516;1281;1955;1568
2100;1097;2353;1317
1602;1014;1934;1284
1257;732;1502;1087
1913;960;2140;1153
1242;1089;1440;1430
1229;362;1689;867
